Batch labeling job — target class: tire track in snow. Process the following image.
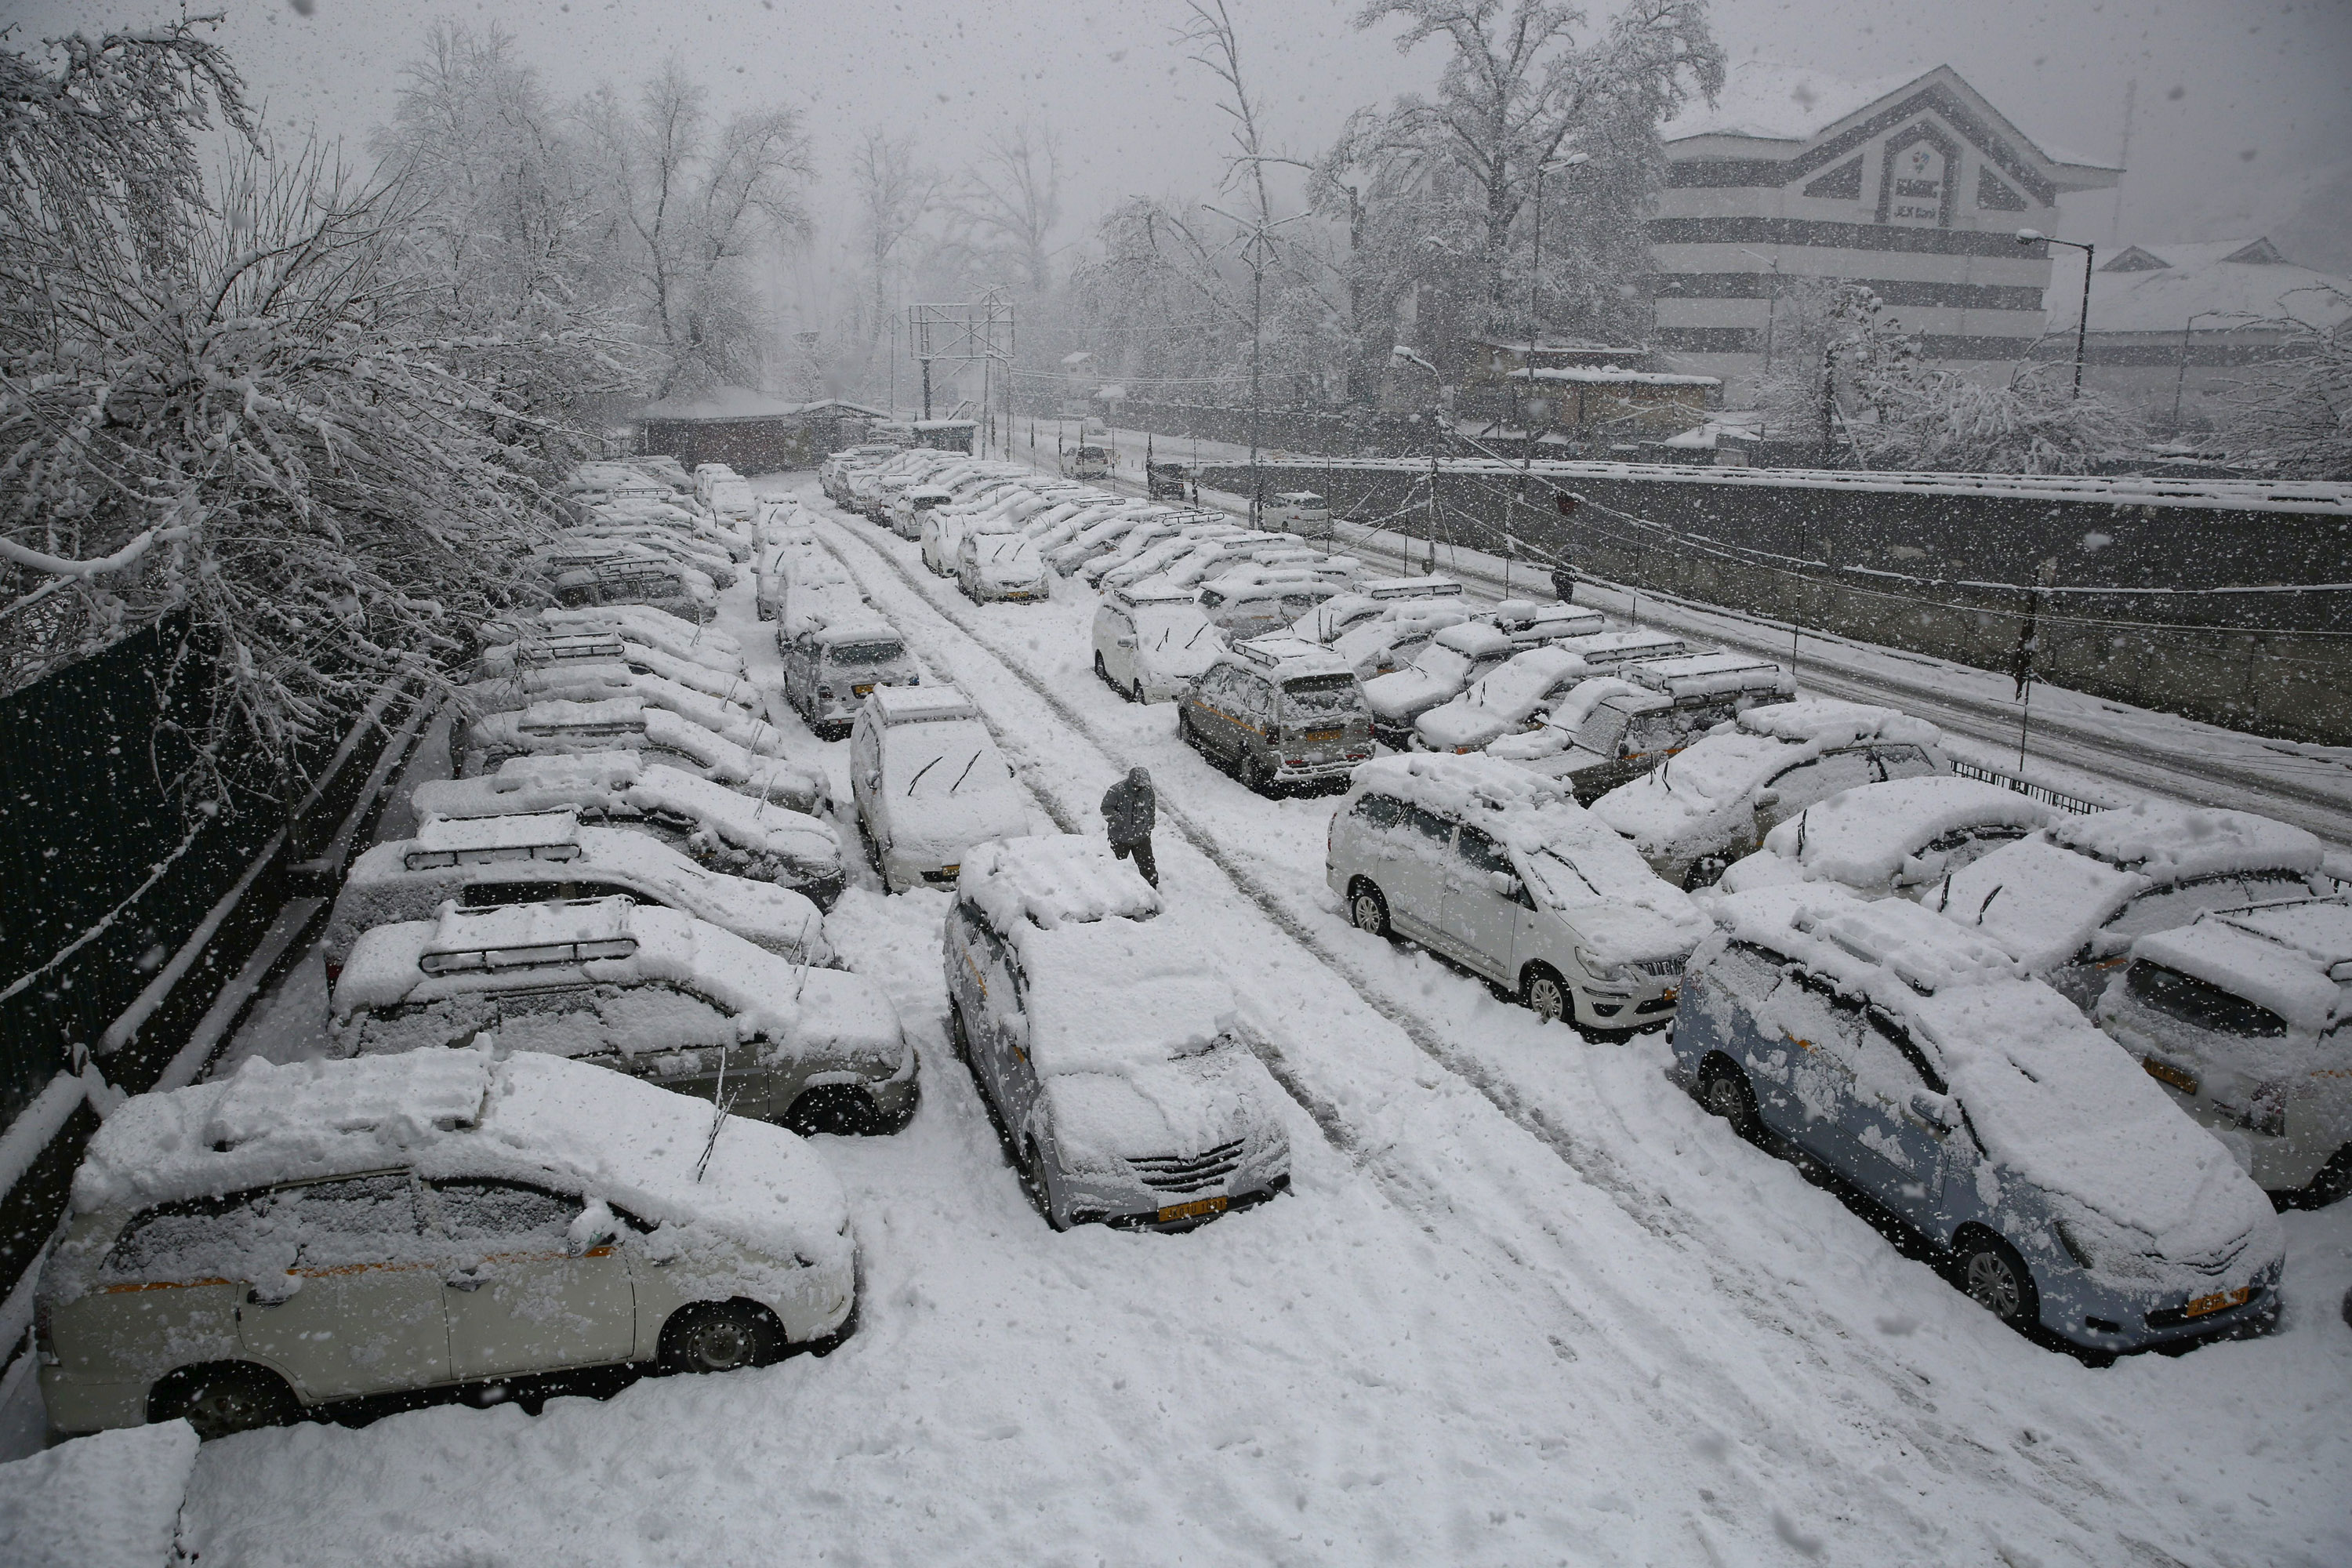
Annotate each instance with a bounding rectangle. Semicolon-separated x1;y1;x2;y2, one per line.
805;498;2202;1567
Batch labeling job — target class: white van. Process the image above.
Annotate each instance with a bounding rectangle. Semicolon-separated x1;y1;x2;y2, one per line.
850;685;1032;891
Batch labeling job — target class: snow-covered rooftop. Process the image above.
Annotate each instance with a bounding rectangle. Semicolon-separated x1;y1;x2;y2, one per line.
960;834;1161;933
1661;59;1923;144
2053;800;2324;884
2045;237;2352;337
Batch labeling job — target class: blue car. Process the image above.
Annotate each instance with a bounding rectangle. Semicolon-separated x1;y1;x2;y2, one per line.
1672;885;2284;1353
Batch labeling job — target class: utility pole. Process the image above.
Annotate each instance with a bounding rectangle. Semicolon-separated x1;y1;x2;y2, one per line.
2017;230;2096;397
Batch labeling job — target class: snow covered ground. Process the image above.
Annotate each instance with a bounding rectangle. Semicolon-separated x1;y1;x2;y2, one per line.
151;473;2351;1567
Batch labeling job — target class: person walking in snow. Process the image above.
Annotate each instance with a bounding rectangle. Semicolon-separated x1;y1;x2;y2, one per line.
1101;766;1159;887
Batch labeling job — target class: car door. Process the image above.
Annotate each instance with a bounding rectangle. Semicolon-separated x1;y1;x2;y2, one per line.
1387;804;1458;947
423;1178;637;1381
1229;673;1275;762
1847;1008;1957;1229
1436;823;1524;982
1102;608;1139;688
233;1174;452;1403
1747;971;1869;1167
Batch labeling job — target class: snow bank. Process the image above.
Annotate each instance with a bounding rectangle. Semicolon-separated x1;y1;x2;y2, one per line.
958;834;1161;932
0;1419;197;1568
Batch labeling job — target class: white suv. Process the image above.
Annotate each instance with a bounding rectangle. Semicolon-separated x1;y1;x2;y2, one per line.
1329;753;1710;1029
38;1049;857;1439
943;835;1291;1229
849;685;1032;891
333;896;917;1136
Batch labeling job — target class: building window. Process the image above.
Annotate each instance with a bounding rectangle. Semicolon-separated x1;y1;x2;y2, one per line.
1976;166;2028;211
1802;158;1864;201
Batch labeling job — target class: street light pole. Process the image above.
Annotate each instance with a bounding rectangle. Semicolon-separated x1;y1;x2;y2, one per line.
2172;310;2230;435
1517;152;1588;588
1391;345;1444;574
2018;229;2096;397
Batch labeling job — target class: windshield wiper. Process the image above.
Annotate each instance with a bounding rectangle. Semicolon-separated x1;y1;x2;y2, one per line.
1539;846;1604;898
949;751;982;793
1183;624;1210;650
905;754;942;796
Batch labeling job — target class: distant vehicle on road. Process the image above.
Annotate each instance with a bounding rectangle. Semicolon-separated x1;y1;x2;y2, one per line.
1063;444;1113;480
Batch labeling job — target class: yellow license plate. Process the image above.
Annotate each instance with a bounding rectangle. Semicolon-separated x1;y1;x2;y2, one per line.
852;684;874;697
1304;729;1341;743
2184;1285;2252;1319
1156;1196;1227;1224
2142;1057;2198;1094
1659;989;1678;1004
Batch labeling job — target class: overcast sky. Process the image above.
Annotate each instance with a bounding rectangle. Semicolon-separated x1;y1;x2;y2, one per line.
17;0;2352;276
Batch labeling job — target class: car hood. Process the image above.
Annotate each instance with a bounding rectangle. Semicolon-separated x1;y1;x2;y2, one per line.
1040;1048;1282;1169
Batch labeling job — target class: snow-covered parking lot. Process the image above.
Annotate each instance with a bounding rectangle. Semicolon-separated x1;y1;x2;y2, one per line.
170;474;2352;1568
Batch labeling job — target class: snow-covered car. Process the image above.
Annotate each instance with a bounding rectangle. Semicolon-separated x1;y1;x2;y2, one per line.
1360;621;1517;747
1325;600;1477;681
1676;885;2284;1353
37;1049;858;1439
1098;526;1248;592
822;444;906;503
1075;515;1185;586
1093;583;1225;702
1410;644;1591;754
1715;775;2057;898
1495;652;1795;801
540;528;738;588
477;634;755;706
891;483;956;541
1936;802;2336;1011
691;463;740;503
335;897;917;1135
957;531;1051;602
1047;506;1162;575
322;808;831;981
944;834;1290;1229
459;699;812;808
1194;572;1348;641
705;479;756;523
1263;491;1331;533
1330;753;1707;1029
461;664;760;733
517;605;744;674
1291;575;1465;645
1487;599;1606;645
2096;900;2352;1206
411;750;838;891
1177;637;1373;793
546;557;713;622
1062;443;1113;480
1592;700;1949;889
779;618;920;740
850;684;1031;891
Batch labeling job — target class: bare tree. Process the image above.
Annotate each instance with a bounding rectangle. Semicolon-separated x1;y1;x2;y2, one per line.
848;127;935;367
575;61;813;397
946;120;1062;294
2219;289;2352;479
1327;0;1724;359
2;24;570;799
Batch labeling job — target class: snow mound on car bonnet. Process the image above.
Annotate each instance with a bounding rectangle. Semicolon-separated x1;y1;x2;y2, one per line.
1018;922;1238;1076
1351;750;1566;818
1760;775;2055;890
2054;800;2324;884
1736;699;1940;748
960;834;1160;931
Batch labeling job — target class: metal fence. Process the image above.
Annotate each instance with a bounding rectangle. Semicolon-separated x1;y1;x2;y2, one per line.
1947;757;2103;815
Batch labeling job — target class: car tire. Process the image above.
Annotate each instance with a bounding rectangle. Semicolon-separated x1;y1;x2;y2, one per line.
1521;964;1572;1025
1696;1054;1763;1140
2287;1142;2352;1210
782;1083;880;1137
149;1362;296;1442
1243;753;1274;795
660;1300;786;1374
1176;708;1200;750
949;1001;973;1064
1951;1230;2042;1331
1348;881;1394;940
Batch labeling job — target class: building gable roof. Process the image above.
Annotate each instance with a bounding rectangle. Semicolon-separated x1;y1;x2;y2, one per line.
2050;237;2352;335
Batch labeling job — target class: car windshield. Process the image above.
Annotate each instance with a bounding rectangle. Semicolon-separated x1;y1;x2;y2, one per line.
1414;646;1472;685
2125;961;2288;1037
1138;607;1215;649
828;640;905;667
1281;675;1362;719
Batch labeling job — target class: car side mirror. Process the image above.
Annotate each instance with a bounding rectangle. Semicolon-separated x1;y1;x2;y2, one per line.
1752;788;1782;811
1489;871;1521;898
1909;1090;1958;1131
569;1200;622;1255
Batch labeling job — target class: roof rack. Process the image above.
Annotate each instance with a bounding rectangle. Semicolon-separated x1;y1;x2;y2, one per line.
514;633;626;665
404;809;584;872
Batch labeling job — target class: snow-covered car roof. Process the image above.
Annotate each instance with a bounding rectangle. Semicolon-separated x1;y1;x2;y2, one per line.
335;819;829;965
1413;645;1589;750
1225;635;1354;679
1936;837;2145;970
413;750;829;851
1743;776;2056;894
1708;885;2278;1267
1548;629;1689;666
2132;901;2352;1033
804;618;902;650
1589;701;1945;857
531;605;742;670
959;834;1161;932
867;684;977;724
1363;574;1463;600
1624;652;1794;702
1430;621;1515;659
2053;801;2325;884
67;1050;852;1272
905;485;955;501
466;704;812;806
465;662;756;722
336;898;897;1062
1015;917;1238;1076
1491;601;1606;644
1348;753;1707;964
467;690;788;768
873;714;1027;862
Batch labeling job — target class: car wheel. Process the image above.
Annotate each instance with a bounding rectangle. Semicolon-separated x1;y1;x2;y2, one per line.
782;1083;880;1137
2288;1142;2352;1210
949;1002;973;1064
1176;709;1199;749
660;1300;786;1374
149;1363;296;1442
1243;753;1275;795
1952;1231;2041;1330
1348;881;1393;940
1522;964;1571;1025
1696;1054;1762;1139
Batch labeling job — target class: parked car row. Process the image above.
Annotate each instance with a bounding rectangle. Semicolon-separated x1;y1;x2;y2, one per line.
37;459;928;1443
809;437;2351;1363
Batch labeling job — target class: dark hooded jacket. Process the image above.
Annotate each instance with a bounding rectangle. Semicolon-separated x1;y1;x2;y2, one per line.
1101;767;1156;845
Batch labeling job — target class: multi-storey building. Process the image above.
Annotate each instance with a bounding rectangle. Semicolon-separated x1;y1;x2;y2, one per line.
1648;62;2119;404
